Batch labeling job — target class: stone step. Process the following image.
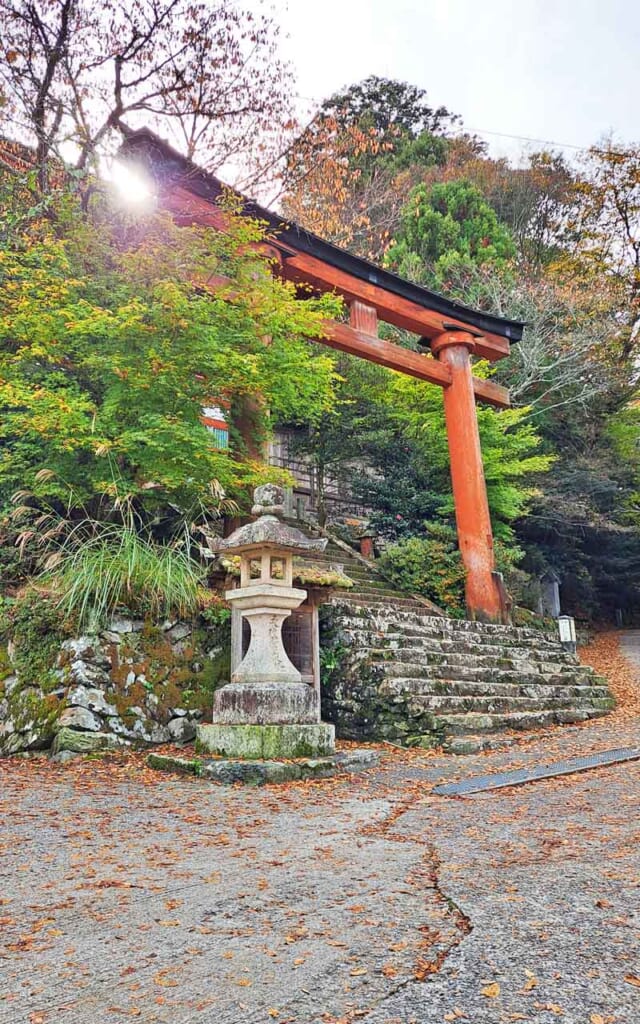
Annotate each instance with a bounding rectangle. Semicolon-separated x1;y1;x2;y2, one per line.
300;555;373;573
442;733;515;755
432;707;610;736
302;551;364;565
343;638;575;665
331;631;580;664
397;630;569;654
337;622;581;663
300;559;382;580
339;581;400;595
367;648;580;672
333;607;565;646
379;677;611;701
331;601;442;619
401;693;615;716
339;593;429;610
346;585;412;597
394;621;563;645
341;570;394;581
345;577;397;590
346;609;559;642
375;662;600;687
322;596;614;748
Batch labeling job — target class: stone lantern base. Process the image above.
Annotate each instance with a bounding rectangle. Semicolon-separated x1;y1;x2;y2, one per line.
196;721;335;760
212;680;319;725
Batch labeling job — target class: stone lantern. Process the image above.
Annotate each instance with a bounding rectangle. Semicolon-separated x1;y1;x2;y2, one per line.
196;484;336;760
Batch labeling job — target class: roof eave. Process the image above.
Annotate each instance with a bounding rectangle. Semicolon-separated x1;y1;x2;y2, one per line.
118;126;524;345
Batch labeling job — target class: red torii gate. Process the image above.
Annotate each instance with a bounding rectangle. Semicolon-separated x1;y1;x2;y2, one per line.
119;128;525;624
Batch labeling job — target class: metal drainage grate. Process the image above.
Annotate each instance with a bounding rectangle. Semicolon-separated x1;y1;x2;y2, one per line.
432;747;640;797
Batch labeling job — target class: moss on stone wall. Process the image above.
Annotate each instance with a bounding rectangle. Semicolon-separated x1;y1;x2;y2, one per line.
319;604;442;746
0;591;72;689
0;593;233;755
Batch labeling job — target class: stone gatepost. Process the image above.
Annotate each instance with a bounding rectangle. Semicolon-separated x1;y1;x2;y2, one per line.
538;569;561;619
196;485;335;759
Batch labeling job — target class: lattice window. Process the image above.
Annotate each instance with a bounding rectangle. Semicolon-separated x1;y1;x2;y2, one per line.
241;608;313;681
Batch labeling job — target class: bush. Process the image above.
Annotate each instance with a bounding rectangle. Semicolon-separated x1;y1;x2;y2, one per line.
47;525;206;631
378;524;465;614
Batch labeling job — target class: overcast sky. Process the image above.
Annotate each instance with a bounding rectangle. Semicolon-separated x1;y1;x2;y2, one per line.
276;0;639;164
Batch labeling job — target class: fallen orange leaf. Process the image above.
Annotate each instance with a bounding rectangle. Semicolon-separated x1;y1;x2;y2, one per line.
153;973;178;988
481;982;500;998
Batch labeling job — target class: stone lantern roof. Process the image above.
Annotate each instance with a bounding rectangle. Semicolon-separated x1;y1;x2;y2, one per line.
214;484;327;556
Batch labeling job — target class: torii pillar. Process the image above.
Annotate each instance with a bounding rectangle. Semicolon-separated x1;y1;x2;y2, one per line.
430;329;504;623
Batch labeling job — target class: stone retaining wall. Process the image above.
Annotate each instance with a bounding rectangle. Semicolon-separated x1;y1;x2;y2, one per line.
0;612;231;759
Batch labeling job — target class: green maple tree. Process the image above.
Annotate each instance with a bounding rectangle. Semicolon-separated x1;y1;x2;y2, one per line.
0;185;341;528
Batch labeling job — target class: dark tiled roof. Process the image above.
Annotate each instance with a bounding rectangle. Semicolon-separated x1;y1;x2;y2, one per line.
118;125;524;344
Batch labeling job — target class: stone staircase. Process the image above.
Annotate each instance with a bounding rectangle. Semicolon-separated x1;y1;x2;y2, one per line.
319;600;615;753
290;520;441;614
287;519;614;751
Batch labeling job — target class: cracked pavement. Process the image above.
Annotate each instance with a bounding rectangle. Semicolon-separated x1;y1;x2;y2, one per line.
2;639;640;1024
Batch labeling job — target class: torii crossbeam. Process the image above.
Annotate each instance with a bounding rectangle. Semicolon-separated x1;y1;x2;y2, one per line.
119;128;525;623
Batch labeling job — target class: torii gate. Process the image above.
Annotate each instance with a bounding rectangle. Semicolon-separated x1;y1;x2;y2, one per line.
119;128;525;624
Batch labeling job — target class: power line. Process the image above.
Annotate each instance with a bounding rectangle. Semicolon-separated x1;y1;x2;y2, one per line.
293;91;628;156
462;126;590;152
292;94;596;154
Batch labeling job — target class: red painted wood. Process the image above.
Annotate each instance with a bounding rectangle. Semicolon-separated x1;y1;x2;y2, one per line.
349;300;378;336
322;320;509;407
190;269;510;407
160;185;512;362
283;250;511;362
321;320;452;387
158;181;512;618
359;536;375;559
431;331;504;622
469;375;510;409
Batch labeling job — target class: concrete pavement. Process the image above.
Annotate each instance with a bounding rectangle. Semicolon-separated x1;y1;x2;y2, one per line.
2;638;640;1024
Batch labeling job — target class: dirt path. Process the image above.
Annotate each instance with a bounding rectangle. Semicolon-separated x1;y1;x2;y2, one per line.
619;630;640;674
